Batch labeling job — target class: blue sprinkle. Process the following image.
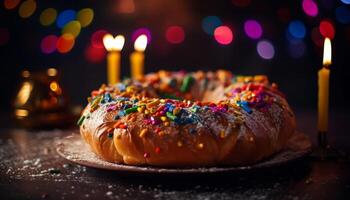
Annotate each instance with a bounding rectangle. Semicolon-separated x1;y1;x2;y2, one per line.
104;93;112;102
238;101;253;114
118;110;126;117
122;104;130;109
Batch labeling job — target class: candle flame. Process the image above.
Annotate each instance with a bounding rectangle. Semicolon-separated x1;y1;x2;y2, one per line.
103;34;125;51
323;38;332;67
134;34;147;52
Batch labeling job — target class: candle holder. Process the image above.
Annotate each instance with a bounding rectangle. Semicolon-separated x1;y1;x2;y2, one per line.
13;68;78;129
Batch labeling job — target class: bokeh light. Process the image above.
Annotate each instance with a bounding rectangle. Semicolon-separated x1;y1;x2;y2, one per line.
340;0;350;5
56;34;75;53
257;40;275;60
85;45;106;63
214;26;234;45
336;6;350;24
131;28;151;43
231;0;251;7
40;35;58;54
4;0;21;10
0;27;10;46
202;16;222;35
165;26;185;44
302;0;318;17
19;0;37;18
319;20;335;39
288;39;306;58
288;20;306;39
311;27;323;47
62;21;81;38
244;20;263;39
56;9;76;28
40;8;57;26
91;30;108;49
77;8;94;27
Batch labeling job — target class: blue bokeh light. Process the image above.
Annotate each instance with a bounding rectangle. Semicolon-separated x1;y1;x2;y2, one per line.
201;16;222;35
288;20;306;39
340;0;350;5
336;6;350;24
56;9;76;28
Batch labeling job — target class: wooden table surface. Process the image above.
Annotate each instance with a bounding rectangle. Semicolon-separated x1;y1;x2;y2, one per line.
0;110;349;200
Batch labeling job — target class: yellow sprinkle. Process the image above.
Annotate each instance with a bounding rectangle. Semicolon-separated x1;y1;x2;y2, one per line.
126;86;135;93
197;143;204;149
220;130;225;139
160;99;166;103
144;110;149;115
139;128;148;138
137;106;145;113
164;121;170;126
177;141;183;147
160;116;167;122
146;99;159;108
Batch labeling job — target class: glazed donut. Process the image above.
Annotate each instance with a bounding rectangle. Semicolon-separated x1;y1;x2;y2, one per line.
78;70;296;167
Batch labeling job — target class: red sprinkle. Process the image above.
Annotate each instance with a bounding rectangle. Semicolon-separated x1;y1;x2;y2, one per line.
119;124;127;129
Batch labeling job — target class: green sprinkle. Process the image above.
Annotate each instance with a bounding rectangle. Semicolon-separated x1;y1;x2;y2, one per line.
90;96;102;108
77;116;85;126
125;106;138;114
180;75;194;93
166;112;177;121
107;132;113;139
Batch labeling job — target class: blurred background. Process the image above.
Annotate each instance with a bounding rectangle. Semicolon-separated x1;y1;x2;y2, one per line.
0;0;349;120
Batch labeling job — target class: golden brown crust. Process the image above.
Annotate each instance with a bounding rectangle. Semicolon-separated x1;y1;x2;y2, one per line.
78;70;296;167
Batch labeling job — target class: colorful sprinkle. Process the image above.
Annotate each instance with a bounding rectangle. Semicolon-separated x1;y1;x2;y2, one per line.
125;106;138;114
180;75;194;93
166;112;177;121
77;115;85;126
139;128;148;138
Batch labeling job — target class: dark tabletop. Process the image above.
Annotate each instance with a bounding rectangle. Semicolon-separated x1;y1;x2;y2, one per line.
0;109;349;200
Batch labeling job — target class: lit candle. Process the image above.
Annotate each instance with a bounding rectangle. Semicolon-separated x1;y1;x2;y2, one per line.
318;38;332;134
130;34;147;80
103;34;125;85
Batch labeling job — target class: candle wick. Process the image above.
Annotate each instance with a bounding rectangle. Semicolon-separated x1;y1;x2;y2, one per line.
323;64;330;70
